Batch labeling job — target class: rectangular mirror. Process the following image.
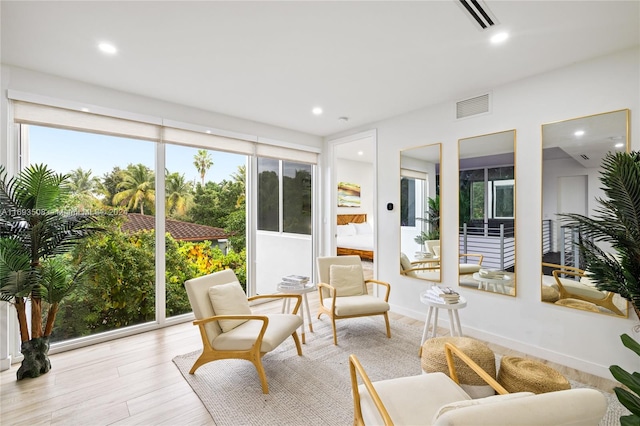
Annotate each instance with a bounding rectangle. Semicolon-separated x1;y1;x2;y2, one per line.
541;109;629;316
400;143;441;282
458;130;516;296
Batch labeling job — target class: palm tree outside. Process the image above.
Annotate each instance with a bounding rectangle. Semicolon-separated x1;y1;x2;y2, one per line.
193;149;213;186
165;171;193;217
112;164;155;215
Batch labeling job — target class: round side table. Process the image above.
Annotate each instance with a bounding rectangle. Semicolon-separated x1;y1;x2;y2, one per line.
277;282;316;344
419;291;467;348
472;272;513;294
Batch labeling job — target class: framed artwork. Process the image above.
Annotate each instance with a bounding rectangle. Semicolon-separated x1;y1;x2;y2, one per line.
338;182;361;207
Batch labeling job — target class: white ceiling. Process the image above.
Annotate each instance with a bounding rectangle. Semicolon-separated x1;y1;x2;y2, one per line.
1;1;638;137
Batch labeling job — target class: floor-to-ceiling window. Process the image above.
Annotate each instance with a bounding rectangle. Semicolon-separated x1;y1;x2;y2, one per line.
6;99;317;354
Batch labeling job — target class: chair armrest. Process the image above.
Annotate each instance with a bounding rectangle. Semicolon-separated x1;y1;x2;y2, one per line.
317;282;337;309
443;342;508;395
349;354;393;426
460;253;484;265
365;279;391;301
249;293;302;314
542;262;584;274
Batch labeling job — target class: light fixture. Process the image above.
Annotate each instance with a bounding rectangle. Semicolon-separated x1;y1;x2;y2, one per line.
615;142;624;148
357;151;363;156
98;42;117;55
490;32;509;44
81;107;90;112
312;107;323;116
206;130;212;134
574;130;585;137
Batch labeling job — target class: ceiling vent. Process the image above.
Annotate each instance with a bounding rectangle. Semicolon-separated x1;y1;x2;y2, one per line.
580;154;590;160
456;93;490;119
457;0;497;30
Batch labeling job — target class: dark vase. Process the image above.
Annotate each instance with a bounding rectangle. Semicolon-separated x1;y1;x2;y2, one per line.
16;336;51;380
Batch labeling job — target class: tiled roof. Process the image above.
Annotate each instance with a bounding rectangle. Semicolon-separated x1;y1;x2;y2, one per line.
121;213;230;241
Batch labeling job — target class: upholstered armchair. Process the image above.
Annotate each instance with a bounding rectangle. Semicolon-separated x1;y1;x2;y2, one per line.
349;342;607;425
185;269;303;394
542;262;624;315
400;252;440;278
316;255;391;345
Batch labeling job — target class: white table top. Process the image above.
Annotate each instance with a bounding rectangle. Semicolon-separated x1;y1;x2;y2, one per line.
472;272;514;285
420;292;467;309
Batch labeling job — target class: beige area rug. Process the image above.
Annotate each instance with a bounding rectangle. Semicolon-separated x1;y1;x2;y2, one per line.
173;316;629;426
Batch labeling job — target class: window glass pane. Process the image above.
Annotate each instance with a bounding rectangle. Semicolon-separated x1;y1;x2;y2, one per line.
471;181;485;220
165;145;247;317
493;181;514;218
282;162;312;234
27;125;156;343
257;157;279;231
400;177;416;227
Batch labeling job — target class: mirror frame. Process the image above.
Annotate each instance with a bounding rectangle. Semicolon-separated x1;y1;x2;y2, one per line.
458;129;517;297
399;142;442;282
540;109;630;317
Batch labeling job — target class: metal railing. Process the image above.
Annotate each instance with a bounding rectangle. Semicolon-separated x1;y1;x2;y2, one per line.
459;223;515;271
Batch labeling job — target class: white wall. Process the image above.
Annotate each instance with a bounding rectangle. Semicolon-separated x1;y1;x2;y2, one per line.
336;158;374;217
325;47;640;378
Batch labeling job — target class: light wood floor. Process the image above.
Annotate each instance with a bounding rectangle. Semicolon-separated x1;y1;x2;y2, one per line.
0;287;618;425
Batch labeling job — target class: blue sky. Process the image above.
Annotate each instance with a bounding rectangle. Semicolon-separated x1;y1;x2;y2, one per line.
29;125;246;184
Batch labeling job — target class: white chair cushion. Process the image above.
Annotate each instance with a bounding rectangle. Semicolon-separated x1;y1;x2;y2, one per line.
359;372;471;426
323;294;389;316
212;313;303;352
432;388;606;426
459;264;482;274
431;392;534;422
552;277;606;301
400;253;413;272
208;282;252;332
337;223;356;236
329;264;365;296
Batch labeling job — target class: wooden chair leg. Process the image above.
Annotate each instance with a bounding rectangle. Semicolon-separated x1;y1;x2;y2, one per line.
331;317;338;345
383;312;391;338
291;331;303;355
253;357;269;394
188;352;210;374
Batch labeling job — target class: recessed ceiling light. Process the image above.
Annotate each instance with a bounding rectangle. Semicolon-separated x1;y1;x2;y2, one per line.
357;151;364;156
490;32;509;44
81;107;90;112
98;42;117;55
574;130;585;137
206;130;212;134
312;107;323;115
615;142;624;148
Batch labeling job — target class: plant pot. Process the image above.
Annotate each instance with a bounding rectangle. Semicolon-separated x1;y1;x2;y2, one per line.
17;336;51;380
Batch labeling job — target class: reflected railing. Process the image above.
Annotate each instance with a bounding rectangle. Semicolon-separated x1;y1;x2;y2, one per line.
459;223;515;271
542;219;552;255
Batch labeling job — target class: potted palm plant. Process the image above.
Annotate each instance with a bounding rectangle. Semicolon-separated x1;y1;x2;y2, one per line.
560;151;640;424
0;164;102;379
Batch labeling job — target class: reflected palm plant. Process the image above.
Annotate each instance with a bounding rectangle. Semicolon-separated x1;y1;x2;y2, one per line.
165;171;193;217
113;164;155;215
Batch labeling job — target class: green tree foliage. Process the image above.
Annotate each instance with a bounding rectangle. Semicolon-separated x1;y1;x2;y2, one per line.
283;168;311;234
165;171;193;218
98;166;124;207
113;164;155;215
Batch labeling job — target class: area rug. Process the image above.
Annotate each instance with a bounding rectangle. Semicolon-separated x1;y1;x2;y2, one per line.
173;317;629;426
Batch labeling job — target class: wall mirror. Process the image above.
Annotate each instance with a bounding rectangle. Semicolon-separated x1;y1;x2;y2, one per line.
540;109;629;317
458;130;516;296
400;143;441;282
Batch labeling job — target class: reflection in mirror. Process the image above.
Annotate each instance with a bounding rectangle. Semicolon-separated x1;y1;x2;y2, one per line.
541;109;629;317
400;143;441;282
458;130;516;296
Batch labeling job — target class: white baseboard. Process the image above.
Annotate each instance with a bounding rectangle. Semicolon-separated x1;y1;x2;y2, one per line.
0;355;12;371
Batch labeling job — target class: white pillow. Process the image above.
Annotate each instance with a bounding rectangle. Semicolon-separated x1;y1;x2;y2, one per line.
208;282;252;332
337;224;356;236
329;264;365;296
432;392;534;422
353;222;373;235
